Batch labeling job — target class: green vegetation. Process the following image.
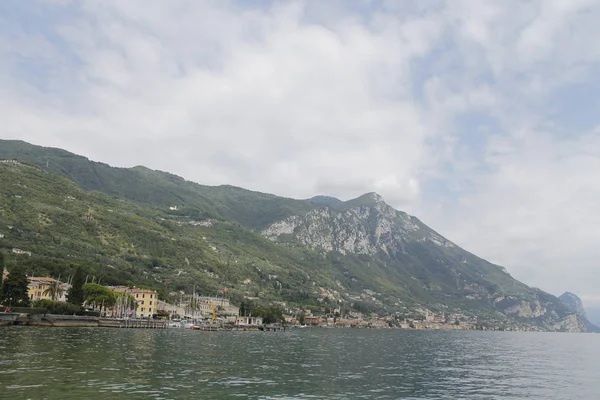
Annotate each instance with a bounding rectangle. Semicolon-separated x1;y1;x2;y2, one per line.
33;299;80;315
0;140;314;230
0;250;4;300
67;266;85;306
1;265;31;306
43;280;64;301
9;307;46;314
249;304;285;324
0;140;577;327
0;159;338;309
83;283;116;313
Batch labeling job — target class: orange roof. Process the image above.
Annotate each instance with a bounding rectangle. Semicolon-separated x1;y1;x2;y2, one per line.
28;277;64;284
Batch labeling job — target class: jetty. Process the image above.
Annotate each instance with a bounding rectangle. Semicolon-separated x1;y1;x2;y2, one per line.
0;312;167;329
100;318;167;329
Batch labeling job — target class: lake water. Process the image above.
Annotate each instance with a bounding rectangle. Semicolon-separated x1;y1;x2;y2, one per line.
0;326;599;399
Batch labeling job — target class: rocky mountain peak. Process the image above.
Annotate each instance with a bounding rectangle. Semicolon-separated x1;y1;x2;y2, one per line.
559;292;600;333
365;192;384;202
347;192;385;206
559;292;587;317
262;190;455;257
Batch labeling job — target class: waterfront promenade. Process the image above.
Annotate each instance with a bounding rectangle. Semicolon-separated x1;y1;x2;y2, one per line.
0;312;168;329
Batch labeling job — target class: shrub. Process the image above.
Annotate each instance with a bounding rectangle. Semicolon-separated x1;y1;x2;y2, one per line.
78;310;100;317
8;307;47;314
33;299;81;315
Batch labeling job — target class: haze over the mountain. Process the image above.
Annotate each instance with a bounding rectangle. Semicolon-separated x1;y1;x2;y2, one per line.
0;139;590;331
586;307;600;327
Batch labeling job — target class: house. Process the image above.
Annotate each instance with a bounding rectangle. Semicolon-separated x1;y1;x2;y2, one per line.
303;315;322;325
28;277;70;302
12;248;32;256
156;300;186;318
177;295;239;318
233;316;263;326
367;319;389;329
111;286;158;318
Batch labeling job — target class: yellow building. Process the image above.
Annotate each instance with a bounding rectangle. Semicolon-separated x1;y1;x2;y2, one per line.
28;277;70;302
111;286;158;318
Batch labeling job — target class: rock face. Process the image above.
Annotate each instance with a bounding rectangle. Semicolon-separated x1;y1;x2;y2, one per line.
263;193;453;256
549;314;587;333
263;193;586;332
559;292;600;333
559;292;587;317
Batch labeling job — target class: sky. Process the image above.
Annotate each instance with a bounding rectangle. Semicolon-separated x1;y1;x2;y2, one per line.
2;0;600;306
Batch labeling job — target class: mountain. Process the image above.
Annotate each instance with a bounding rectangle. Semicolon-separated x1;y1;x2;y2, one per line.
306;195;345;209
0;140;313;229
0;139;588;331
559;292;587;317
559;292;600;332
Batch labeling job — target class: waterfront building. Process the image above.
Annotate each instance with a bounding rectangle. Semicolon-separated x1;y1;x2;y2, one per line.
303;315;323;325
156;300;186;318
111;286;158;318
27;277;70;302
177;294;239;318
232;316;263;326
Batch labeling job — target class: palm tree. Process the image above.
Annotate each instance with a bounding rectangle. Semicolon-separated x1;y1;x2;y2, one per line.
43;280;65;301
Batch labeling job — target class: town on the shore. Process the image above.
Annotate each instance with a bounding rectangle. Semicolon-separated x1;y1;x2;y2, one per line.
1;266;525;331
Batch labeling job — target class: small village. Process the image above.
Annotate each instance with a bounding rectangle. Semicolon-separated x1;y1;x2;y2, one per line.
0;268;501;331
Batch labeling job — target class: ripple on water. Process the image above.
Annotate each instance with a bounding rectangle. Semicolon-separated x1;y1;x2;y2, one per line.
0;328;599;399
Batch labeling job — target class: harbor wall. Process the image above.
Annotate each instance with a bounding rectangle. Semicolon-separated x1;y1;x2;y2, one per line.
0;312;167;329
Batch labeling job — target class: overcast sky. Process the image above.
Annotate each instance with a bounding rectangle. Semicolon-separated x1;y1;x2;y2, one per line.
2;0;600;306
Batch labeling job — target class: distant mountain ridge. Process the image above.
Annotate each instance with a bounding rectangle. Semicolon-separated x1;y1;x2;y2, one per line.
0;139;589;332
559;292;600;333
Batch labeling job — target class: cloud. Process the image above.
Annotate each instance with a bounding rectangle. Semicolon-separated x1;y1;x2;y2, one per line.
1;0;600;299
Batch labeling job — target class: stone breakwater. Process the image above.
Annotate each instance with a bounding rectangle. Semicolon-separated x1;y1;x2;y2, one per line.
0;312;168;328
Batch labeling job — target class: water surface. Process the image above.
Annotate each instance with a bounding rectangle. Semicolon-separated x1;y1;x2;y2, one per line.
0;326;598;399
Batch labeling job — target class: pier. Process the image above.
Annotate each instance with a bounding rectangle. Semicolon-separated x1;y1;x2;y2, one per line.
0;312;167;329
100;318;168;329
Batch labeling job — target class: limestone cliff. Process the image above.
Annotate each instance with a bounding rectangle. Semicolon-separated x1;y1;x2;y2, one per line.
263;193;586;331
559;292;600;332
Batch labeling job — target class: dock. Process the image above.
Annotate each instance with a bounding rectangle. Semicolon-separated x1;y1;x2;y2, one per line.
0;312;167;329
100;318;167;329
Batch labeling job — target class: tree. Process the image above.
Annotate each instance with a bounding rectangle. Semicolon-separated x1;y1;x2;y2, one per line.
250;305;284;324
34;299;80;315
1;265;31;307
0;251;4;301
43;280;65;301
83;283;116;314
67;266;85;306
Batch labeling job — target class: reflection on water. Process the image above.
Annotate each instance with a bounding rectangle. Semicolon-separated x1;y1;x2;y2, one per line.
0;327;599;399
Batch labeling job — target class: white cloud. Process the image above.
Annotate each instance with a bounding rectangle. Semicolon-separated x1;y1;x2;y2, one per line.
2;0;600;299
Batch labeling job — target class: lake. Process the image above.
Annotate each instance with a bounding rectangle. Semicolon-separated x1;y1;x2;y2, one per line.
0;326;599;399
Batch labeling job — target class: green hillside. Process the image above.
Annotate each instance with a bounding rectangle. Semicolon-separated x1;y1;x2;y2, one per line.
0;140;580;330
0;140;314;229
0;161;336;306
